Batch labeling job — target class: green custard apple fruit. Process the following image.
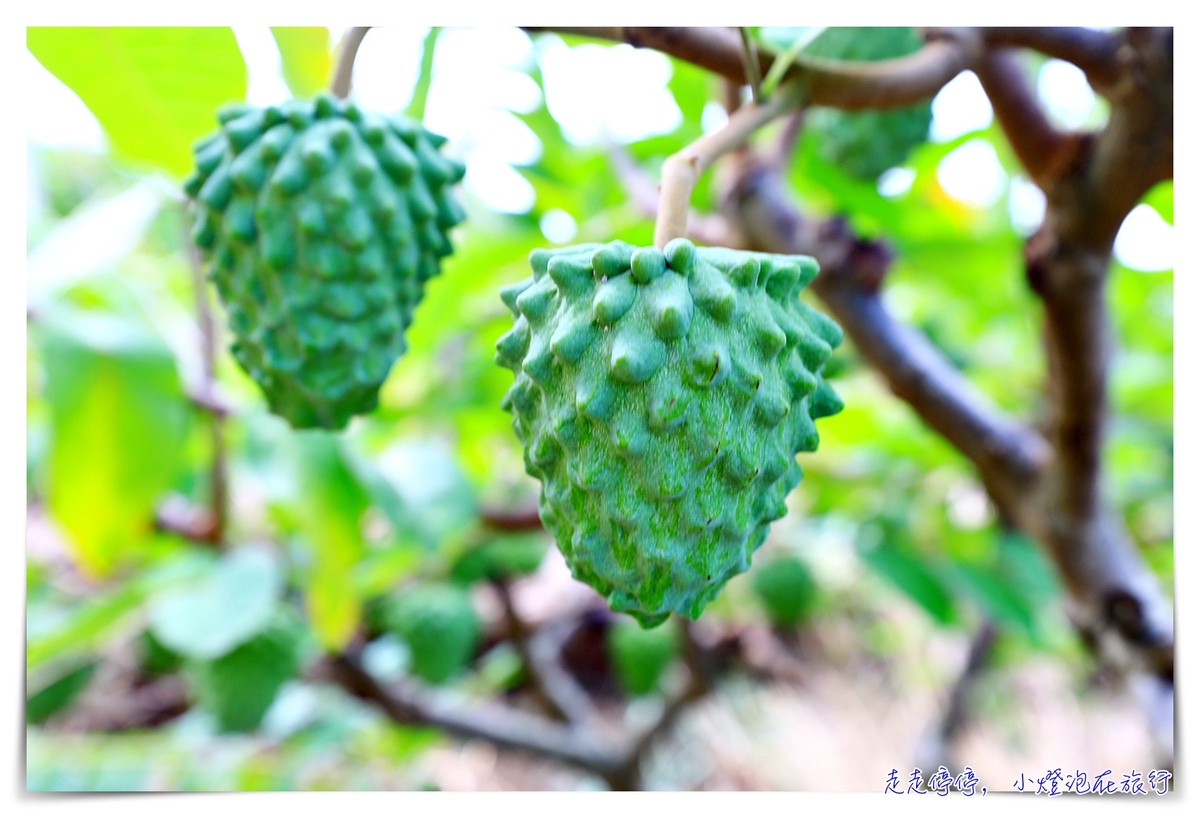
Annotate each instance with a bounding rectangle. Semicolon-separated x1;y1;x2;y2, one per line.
189;618;302;733
495;238;843;627
802;27;933;180
752;555;818;627
183;92;466;429
606;618;679;696
377;583;481;685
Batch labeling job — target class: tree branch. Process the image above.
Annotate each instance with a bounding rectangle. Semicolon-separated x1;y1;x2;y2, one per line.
655;82;804;247
974;47;1080;189
720;154;1050;492
607;143;742;248
980;27;1122;88
531;27;973;111
479;503;543;532
330;27;370;99
328;644;707;790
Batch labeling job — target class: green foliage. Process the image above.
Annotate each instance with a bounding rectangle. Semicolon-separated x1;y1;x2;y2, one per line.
28;27;248;177
137;630;183;676
495;239;843;626
36;307;190;577
150;548;283;660
373;583;481;684
187;615;303;733
751;556;817;627
270;28;332;99
27;661;96;725
450;533;548;583
781;27;932;180
606;618;679;696
183;93;467;429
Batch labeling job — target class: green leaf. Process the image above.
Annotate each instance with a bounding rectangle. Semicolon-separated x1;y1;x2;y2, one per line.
270;27;331;99
949;561;1038;637
27;661;96;725
860;545;957;625
27;27;247;177
26;554;210;671
149;548;283;660
360;439;477;550
37;307;191;578
292;432;370;651
405;27;438;122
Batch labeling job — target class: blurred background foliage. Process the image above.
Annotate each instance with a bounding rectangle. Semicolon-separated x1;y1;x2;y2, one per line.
25;26;1172;790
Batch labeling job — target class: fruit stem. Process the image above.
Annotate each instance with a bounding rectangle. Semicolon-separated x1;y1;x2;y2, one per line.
653;81;805;248
330;27;371;99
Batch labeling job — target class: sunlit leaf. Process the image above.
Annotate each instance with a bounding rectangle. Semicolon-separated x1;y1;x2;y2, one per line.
270;27;331;99
27;27;247;177
38;307;191;577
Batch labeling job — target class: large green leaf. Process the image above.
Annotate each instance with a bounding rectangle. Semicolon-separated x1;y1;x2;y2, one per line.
860;545;957;625
291;432;370;651
27;27;247;177
38;307;191;578
270;27;330;99
149;548;283;660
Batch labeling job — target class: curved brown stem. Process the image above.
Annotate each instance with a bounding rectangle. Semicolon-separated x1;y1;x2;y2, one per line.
330;27;370;99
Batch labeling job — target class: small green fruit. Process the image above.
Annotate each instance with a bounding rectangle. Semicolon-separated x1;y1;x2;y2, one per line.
189;618;301;733
378;583;480;685
802;28;933;180
495;239;843;626
606;618;679;696
752;555;818;626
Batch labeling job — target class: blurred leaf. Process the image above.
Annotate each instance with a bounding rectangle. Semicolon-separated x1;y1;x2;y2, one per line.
270;27;330;99
860;545;957;625
405;27;438;122
38;307;191;577
1141;180;1173;225
450;532;547;584
352;542;423;597
363;438;477;550
27;660;96;725
27;27;247;177
150;548;282;660
291;432;370;650
26;553;209;671
949;561;1037;637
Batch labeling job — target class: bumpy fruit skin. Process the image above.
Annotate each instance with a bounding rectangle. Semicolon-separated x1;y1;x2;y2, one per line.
183;93;466;429
495;238;844;627
606;618;679;696
378;583;480;685
752;555;817;627
803;27;933;180
189;619;301;733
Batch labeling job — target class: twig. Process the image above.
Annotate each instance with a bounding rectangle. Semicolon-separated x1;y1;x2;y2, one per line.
917;620;997;774
655;81;804;247
183;209;227;546
974;47;1077;188
492;580;596;724
606;143;743;248
979;27;1122;88
770;108;806;171
737;28;763;104
479;503;543;532
530;27;973;111
330;27;370;99
328;646;707;790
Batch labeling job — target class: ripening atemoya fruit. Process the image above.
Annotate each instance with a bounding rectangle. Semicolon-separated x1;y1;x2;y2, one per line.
183;92;466;430
495;239;843;627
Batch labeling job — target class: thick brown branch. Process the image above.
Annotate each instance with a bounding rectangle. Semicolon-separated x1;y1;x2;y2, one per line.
974;48;1078;189
532;27;973;110
980;27;1122;88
